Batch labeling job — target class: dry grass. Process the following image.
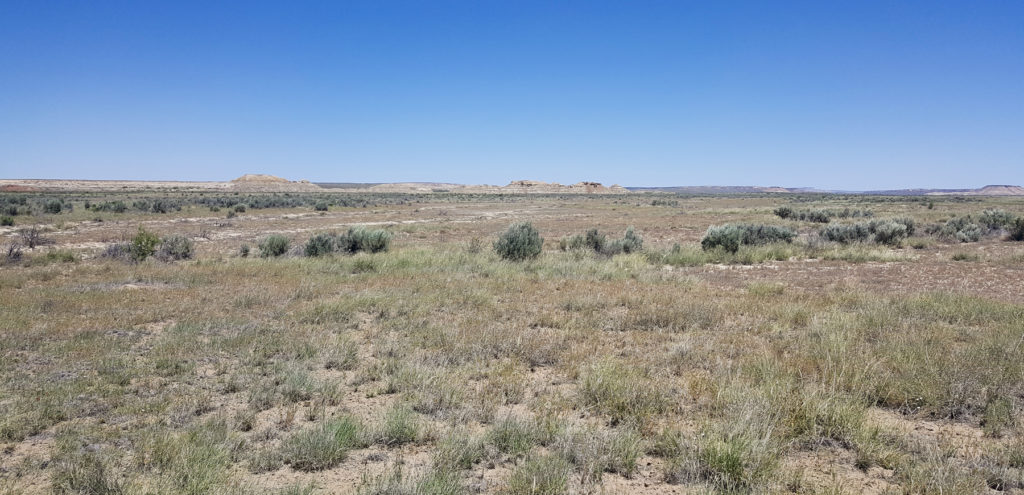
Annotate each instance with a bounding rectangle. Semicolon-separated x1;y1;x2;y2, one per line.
1;191;1023;493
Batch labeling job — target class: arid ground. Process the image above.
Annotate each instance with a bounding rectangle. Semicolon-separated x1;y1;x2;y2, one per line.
2;191;1023;494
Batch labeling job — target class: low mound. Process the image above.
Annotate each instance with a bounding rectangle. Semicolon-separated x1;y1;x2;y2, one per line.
232;174;291;183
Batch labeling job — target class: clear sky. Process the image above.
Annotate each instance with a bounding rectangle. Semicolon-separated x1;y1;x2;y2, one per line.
1;1;1021;189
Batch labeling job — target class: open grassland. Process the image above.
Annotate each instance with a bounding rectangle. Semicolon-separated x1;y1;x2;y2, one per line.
2;192;1024;494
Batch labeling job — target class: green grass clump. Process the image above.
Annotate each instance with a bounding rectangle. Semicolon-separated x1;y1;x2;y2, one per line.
282;415;366;471
259;234;291;257
502;454;571;495
579;359;669;426
951;252;980;262
486;416;538;458
495;222;543;261
52;452;124;495
373;405;421;446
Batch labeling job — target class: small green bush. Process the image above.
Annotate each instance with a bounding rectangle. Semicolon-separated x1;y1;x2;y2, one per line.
130;227;160;261
940;217;983;242
979;209;1014;230
1009;218;1024;241
233;204;246;213
820;223;871;244
239;244;251;257
702;224;795;253
314;202;329;212
304;233;336;257
259;235;290;257
870;220;909;246
44;199;63;214
0;216;13;226
157;234;194;261
561;227;643;256
343;228;392;254
495;222;543;261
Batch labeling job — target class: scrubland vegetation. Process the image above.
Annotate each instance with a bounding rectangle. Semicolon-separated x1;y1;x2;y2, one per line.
2;191;1024;494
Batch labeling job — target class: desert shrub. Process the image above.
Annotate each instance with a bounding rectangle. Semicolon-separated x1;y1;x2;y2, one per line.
259;235;290;257
18;225;52;249
888;217;916;236
314;202;329;212
1;216;13;226
562;227;643;256
130;227;160;261
495;222;543;261
821;218;914;245
3;243;24;264
156;234;194;261
239;244;250;257
773;206;794;219
941;217;983;242
233;204;246;213
702;224;795;253
1009;218;1024;241
100;243;131;260
344;228;392;253
701;226;742;253
44;199;63;214
870;220;909;246
980;209;1014;230
304;233;336;257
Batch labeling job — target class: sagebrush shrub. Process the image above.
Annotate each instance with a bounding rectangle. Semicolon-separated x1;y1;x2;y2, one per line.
1;216;13;226
130;227;160;261
314;202;329;212
304;233;336;257
259;235;290;257
1009;218;1024;241
495;222;543;261
941;217;983;243
156;234;194;261
979;209;1014;230
820;223;871;244
702;224;795;253
870;220;908;246
345;228;392;254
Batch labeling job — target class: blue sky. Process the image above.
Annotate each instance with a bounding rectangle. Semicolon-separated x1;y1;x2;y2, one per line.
1;1;1021;189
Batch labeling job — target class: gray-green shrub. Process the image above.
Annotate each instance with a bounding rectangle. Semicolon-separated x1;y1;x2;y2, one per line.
495;222;543;261
259;235;291;257
130;227;160;261
701;224;795;253
340;228;392;254
979;209;1014;230
156;234;194;261
304;233;336;257
1009;218;1024;241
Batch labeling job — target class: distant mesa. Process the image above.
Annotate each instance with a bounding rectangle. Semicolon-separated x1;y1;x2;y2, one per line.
229;174;321;192
231;174;291;183
926;185;1024;196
